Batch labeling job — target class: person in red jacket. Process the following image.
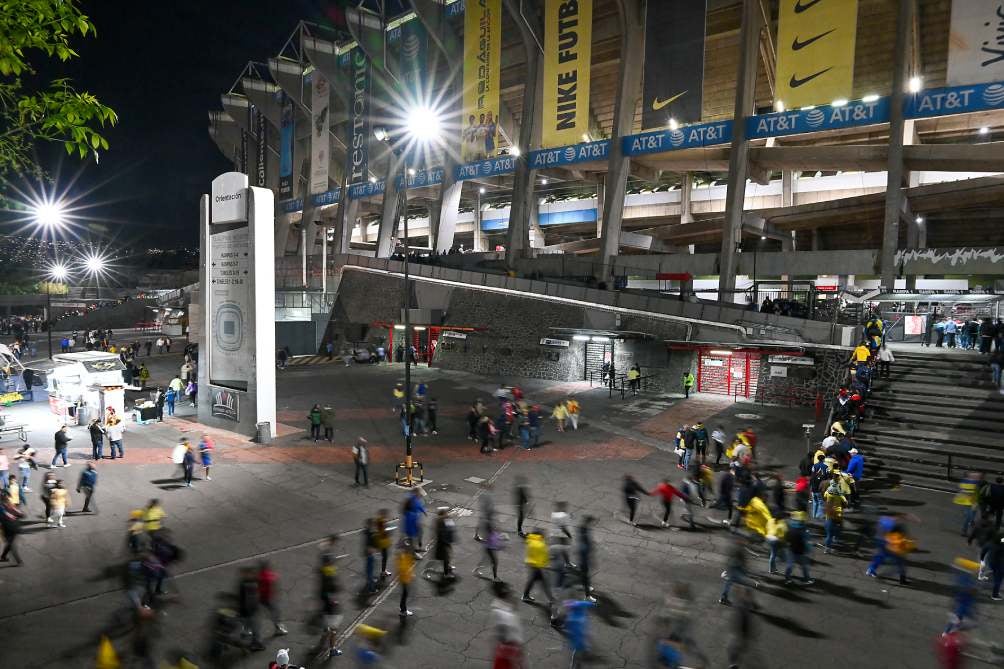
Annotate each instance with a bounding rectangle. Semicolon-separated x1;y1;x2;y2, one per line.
651;479;690;528
258;561;288;635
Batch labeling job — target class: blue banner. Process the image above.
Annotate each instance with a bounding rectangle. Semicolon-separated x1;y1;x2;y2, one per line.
454;155;518;181
348;180;386;199
529;141;610;169
905;82;1004;120
446;0;464;18
278;188;342;214
280;198;303;214
746;99;890;140
623;120;732;157
278;93;294;198
394;167;446;189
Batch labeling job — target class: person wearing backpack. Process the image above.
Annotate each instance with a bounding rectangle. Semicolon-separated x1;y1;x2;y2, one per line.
164;387;177;417
810;455;829;519
867;514;914;585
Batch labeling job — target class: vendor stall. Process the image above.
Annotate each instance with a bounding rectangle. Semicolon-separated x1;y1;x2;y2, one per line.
46;352;126;426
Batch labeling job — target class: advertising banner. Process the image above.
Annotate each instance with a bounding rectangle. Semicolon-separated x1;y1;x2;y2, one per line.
542;0;593;147
310;73;331;194
947;0;1004;86
530;139;609;168
391;18;429;100
254;108;267;188
279;93;294;198
904;81;1004;119
211;387;239;422
746;97;889;139
461;0;502;162
346;5;387;73
775;0;858;109
347;49;371;185
623;120;732;157
905;315;926;336
642;0;706;129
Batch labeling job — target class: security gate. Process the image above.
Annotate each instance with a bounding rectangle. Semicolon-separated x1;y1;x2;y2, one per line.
697;351;761;398
584;341;613;381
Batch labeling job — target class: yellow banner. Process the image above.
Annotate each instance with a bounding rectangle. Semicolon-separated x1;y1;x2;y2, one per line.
542;0;593;148
775;0;858;109
461;0;502;162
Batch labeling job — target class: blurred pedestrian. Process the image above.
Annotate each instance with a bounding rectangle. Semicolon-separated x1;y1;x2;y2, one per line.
491;582;523;668
0;491;24;564
76;462;97;513
578;516;597;601
182;443;195;488
198;434;213;481
434;507;457;580
397;539;416;617
318;552;343;659
48;479;69;528
623;474;648;526
514;476;530;538
521;528;552;603
257;560;288;635
237;566;265;651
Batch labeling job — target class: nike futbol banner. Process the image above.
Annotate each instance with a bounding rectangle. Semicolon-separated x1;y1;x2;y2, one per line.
946;0;1004;86
775;0;858;109
641;0;706;131
310;73;331;195
461;0;502;162
542;0;593;148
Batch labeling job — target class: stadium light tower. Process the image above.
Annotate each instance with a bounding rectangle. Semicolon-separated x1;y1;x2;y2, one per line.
32;200;66;229
379;103;443;487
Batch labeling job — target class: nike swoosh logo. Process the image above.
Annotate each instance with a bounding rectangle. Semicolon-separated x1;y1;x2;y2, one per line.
652;91;687;111
789;68;832;88
794;0;823;13
792;29;835;51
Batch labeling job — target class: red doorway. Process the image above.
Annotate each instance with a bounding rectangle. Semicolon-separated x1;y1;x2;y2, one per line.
697;350;761;398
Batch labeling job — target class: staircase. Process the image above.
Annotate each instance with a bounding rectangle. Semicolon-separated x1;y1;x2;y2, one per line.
854;349;1004;491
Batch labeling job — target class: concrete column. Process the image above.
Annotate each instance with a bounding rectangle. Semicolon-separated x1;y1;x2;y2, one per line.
434;181;463;252
337;198;359;253
599;0;645;262
503;0;543;266
811;229;821;251
595;175;605;238
879;0;914;291
781;170;795;207
473;195;486;252
680;173;695;224
376;155;403;258
717;0;762;297
529;197;545;248
917;217;927;249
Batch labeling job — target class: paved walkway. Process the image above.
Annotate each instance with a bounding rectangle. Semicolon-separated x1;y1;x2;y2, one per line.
0;358;999;668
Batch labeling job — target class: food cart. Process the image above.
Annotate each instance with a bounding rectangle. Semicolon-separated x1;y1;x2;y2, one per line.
46;352;126;425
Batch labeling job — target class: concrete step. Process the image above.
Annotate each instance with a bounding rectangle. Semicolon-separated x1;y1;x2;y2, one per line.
858;421;1000;450
870;380;1004;402
868;400;1004;424
854;432;1004;466
862;458;959;492
864;409;1004;433
869;387;1004;409
883;369;991;387
894;350;990;365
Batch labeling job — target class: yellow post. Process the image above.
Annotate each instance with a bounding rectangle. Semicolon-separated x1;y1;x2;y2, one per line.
96;635;120;669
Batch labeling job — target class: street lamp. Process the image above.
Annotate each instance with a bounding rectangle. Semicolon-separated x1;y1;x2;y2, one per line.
45;263;69;359
32;201;65;229
79;252;108;301
379;104;443;487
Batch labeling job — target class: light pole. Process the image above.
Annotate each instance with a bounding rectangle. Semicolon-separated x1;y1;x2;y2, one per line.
80;253;108;301
45;264;68;358
378;105;442;487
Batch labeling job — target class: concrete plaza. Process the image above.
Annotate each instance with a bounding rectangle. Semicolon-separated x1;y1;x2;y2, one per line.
0;353;997;668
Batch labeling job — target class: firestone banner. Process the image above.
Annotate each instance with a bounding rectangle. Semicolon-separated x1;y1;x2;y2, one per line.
461;0;502;162
347;49;371;185
310;73;330;194
947;0;1004;86
542;0;593;148
775;0;858;109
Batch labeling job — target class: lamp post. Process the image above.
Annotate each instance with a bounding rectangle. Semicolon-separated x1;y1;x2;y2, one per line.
378;105;441;487
45;264;69;358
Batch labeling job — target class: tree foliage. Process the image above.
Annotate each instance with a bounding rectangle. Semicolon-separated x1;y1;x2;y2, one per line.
0;0;118;182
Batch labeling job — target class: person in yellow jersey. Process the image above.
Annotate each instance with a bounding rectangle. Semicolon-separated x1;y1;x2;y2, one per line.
521;529;553;604
397;539;416;617
143;498;166;534
565;398;580;430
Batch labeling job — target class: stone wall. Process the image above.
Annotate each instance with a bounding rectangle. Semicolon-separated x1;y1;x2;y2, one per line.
754;350;847;408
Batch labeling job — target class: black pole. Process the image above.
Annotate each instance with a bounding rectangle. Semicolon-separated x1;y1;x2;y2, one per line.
46;282;52;359
402;159;413;481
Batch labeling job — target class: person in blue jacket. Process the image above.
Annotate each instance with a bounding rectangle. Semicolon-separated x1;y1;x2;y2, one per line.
846;448;865;508
403;489;427;551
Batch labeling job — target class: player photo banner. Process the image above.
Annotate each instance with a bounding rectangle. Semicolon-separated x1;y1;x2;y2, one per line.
461;0;502;162
775;0;858;109
278;93;294;198
542;0;593;148
310;73;331;194
642;0;706;130
947;0;1004;86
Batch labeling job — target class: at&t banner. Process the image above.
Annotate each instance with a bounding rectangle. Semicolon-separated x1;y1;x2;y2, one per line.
310;73;330;195
642;0;706;130
542;0;593;148
947;0;1004;86
775;0;858;109
461;0;502;162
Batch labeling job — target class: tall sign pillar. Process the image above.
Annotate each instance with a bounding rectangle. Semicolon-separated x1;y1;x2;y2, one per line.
197;172;277;439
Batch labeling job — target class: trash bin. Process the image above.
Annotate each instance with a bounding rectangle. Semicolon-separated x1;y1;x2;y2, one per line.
255;421;272;444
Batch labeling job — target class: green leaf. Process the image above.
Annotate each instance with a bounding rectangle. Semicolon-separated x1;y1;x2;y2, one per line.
64;141;74;155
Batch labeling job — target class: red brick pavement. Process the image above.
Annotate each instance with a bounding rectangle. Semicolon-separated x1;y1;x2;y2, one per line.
636;395;733;442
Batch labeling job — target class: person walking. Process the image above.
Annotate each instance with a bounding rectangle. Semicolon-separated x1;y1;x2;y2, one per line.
403;490;426;551
397;539;416;617
257;560;289;635
986;476;1004;530
878;344;895;379
491;583;524;669
0;448;7;492
15;445;36;493
514;476;530;538
434;507;457;581
682;370;695;399
375;509;393;577
945;317;958;348
198;434;213;481
784;511;814;585
320;405;336;442
988;531;1004;601
652;478;689;528
823;479;846;554
186;378;198;407
521;528;553;603
171;438;188;480
154;387;166;422
88;419;105;461
51;425;71;468
0;491;24;564
182;442;195;488
237;567;266;651
48;480;69;528
308;404;323;442
76;462;97;513
550;502;576;588
164;386;177;417
352;437;369;487
106;417;124;459
565;398;580;431
719;536;759;605
867;514;914;585
144;339;153;356
622;474;649;526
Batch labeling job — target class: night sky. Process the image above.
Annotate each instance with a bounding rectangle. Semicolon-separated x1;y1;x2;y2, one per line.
24;1;317;249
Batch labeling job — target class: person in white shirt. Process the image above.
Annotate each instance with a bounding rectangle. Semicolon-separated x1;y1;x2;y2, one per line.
106;419;125;459
711;426;727;465
878;344;895;379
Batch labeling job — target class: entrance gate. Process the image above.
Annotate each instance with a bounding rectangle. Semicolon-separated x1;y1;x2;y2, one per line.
697;351;760;398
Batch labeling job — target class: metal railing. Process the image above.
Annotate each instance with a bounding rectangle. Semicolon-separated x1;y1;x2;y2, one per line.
587;370;660;399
